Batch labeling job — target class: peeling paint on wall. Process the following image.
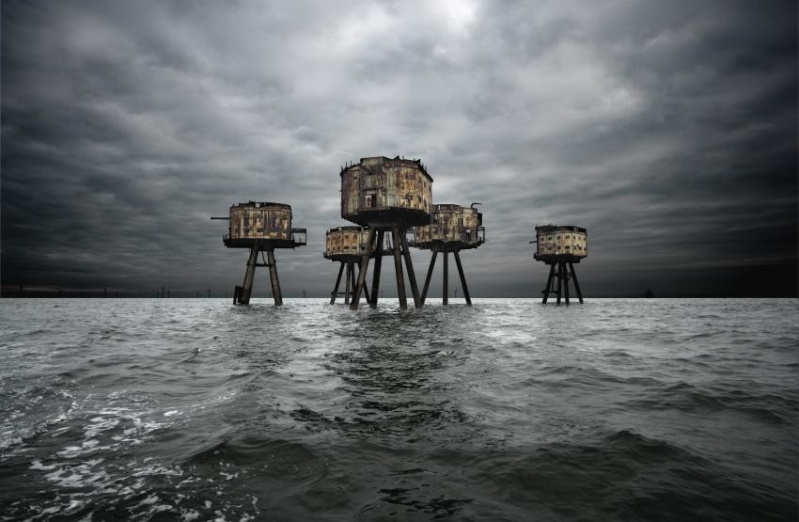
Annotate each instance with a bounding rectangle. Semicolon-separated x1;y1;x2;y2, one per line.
228;202;292;241
535;225;588;258
325;226;371;258
341;156;433;225
412;204;484;249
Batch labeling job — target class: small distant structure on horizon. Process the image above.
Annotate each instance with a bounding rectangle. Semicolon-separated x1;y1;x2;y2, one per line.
408;203;486;305
531;224;587;304
339;156;433;310
212;201;306;306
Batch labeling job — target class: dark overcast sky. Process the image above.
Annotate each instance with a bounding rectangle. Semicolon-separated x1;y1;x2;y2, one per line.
2;0;796;298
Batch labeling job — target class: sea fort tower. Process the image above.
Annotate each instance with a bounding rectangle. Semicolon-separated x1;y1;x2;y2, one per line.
409;203;486;305
340;156;433;310
213;201;306;305
532;224;587;304
324;226;374;305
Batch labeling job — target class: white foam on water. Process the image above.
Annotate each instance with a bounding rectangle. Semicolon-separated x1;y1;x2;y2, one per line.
219;471;239;481
137;493;160;505
30;459;58;471
84;417;120;438
131;462;183;478
56;439;111;459
44;462;111;488
181;508;201;521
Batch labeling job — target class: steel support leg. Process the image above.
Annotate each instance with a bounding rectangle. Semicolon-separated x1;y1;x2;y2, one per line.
331;262;345;304
569;261;583;303
556;262;563;305
563;262;570;305
361;261;371;303
238;245;260;304
421;251;438;304
391;227;407;310
350;228;376;310
343;262;352;304
369;230;385;308
454;251;472;305
399;229;422;308
542;263;556;304
267;249;282;306
443;252;449;306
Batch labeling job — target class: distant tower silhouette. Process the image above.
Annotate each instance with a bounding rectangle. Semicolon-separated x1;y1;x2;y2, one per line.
532;225;587;304
339;156;433;309
409;203;486;305
212;201;306;306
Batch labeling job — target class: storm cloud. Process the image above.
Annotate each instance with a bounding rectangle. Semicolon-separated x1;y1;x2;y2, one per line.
2;0;796;297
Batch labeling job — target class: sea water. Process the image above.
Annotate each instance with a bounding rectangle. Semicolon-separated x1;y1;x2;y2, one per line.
0;298;796;520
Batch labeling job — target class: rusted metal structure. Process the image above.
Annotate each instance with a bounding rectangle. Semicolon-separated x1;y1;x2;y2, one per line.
409;203;485;305
531;225;587;304
212;201;306;305
324;226;374;304
340;156;433;309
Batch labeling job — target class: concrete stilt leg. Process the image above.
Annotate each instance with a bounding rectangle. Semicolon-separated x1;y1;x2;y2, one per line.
350;228;376;310
238;245;260;304
443;252;449;306
370;230;384;308
454;251;472;306
267;249;282;306
399;229;422;308
391;227;407;310
570;261;584;304
331;262;345;304
421;251;438;304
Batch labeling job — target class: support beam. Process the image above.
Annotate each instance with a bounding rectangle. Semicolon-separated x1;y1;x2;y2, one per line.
556;262;563;305
421;251;438;304
443;252;449;306
391;227;408;310
350;227;376;310
542;263;556;304
454;251;472;306
330;262;345;304
369;230;385;308
345;262;353;304
540;258;585;305
267;249;282;306
399;229;422;308
569;261;584;304
361;262;371;303
237;245;260;304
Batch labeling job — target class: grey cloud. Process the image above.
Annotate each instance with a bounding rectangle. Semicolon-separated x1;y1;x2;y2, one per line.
2;0;796;297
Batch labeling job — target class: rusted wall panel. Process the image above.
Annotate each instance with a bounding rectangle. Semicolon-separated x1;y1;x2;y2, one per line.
414;205;483;246
340;157;433;223
325;227;370;257
228;202;292;241
536;226;587;258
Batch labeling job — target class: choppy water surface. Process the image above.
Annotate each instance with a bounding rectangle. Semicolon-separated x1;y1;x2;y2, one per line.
0;298;796;521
